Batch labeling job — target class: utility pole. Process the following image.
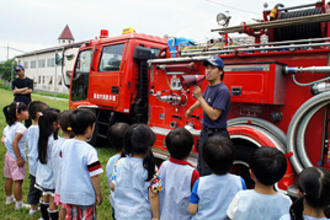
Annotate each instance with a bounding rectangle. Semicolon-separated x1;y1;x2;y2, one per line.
7;43;9;60
54;60;57;97
10;58;14;83
0;45;25;61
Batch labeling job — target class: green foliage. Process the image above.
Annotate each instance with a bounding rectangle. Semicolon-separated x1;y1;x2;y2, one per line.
0;60;16;81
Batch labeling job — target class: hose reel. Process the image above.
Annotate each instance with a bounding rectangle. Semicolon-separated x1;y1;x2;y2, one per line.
274;7;323;41
287;91;330;173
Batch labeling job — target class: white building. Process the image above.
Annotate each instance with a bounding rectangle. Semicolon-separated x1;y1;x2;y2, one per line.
16;25;84;94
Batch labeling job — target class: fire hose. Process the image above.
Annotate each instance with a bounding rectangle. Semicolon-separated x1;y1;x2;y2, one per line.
287;91;330;173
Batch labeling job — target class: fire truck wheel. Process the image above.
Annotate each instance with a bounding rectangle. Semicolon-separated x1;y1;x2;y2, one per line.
228;117;287;147
88;121;100;146
229;124;287;189
231;141;256;189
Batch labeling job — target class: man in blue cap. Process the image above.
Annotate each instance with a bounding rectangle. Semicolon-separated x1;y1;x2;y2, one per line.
12;64;33;127
185;56;231;176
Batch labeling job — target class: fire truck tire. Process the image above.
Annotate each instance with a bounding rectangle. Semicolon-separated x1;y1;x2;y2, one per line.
229;125;286;152
228;117;287;146
88;119;101;146
296;101;330;168
88;128;97;146
287;91;330;173
228;124;286;189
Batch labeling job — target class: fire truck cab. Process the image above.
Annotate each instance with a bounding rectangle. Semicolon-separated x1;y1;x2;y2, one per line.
70;30;168;141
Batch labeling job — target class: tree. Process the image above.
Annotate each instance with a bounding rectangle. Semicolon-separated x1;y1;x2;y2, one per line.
0;59;16;82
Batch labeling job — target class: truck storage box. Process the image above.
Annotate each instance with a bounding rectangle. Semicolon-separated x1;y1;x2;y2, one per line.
224;62;286;105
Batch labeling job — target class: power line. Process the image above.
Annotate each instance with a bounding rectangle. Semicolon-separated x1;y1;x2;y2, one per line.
204;0;260;16
0;46;26;61
0;46;26;53
8;47;26;53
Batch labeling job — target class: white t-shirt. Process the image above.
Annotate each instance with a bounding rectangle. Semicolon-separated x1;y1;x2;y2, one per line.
112;157;157;220
227;190;292;220
280;214;329;220
106;153;121;206
51;137;67;194
3;122;27;161
36;135;55;190
60;139;103;206
27;125;39;176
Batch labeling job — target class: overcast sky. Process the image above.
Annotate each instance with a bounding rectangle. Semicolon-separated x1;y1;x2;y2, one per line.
0;0;317;61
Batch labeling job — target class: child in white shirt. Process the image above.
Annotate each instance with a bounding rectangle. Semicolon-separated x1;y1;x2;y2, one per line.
105;122;129;220
279;167;330;220
51;110;73;220
35;108;60;220
26;101;48;215
188;135;246;220
227;146;291;220
2;102;30;210
60;108;103;219
111;124;162;220
159;128;200;220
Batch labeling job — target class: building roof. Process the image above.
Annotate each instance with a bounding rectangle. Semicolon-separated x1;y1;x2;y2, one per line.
15;41;85;58
58;25;75;40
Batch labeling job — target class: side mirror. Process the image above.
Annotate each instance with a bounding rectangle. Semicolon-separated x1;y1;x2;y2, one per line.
55;53;63;65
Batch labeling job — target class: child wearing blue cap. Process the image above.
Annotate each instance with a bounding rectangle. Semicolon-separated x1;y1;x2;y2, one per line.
185;56;231;176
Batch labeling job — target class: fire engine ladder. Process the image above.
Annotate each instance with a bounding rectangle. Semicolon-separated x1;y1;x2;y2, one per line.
211;13;330;33
176;13;330;57
179;37;330;57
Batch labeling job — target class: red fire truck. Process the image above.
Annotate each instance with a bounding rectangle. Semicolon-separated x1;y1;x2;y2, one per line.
69;1;330;195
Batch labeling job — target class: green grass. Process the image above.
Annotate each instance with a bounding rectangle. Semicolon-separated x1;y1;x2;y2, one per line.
0;80;69;99
0;88;115;219
34;91;69;100
0;84;11;90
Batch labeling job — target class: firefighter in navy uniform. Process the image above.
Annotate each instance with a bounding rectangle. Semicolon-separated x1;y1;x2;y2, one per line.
185;56;231;176
12;65;33;127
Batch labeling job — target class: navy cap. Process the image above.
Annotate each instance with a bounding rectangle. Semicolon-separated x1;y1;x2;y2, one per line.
203;56;224;69
15;65;24;71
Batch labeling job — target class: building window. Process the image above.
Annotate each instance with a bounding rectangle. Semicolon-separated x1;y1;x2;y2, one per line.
47;58;55;67
38;76;41;84
38;59;45;68
24;61;29;69
58;76;62;85
30;61;36;69
42;76;45;84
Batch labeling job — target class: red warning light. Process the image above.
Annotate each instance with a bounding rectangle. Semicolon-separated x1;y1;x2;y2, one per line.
100;29;109;38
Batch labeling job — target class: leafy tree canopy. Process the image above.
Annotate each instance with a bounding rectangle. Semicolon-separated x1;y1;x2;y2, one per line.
0;60;16;82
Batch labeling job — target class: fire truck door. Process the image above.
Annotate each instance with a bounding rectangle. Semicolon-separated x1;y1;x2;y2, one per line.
90;43;126;107
71;49;93;102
